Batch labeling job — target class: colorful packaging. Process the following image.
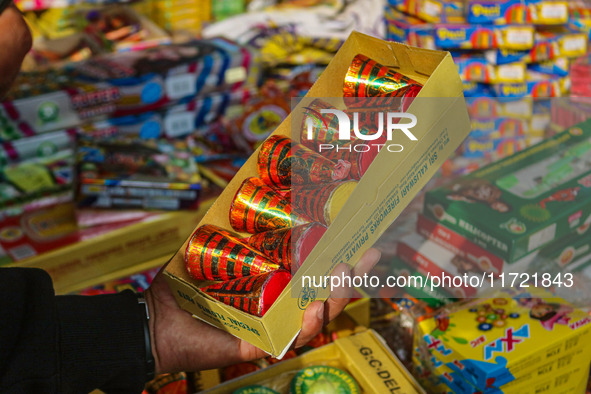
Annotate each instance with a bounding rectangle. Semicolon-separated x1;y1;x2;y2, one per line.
455;56;526;83
434;24;535;50
466;0;568;25
466;0;529;24
415;288;591;393
387;256;459;305
469;117;528;139
385;7;436;50
423;122;591;263
462;135;530;160
394;0;465;23
204;329;426;394
2;38;256;135
416;214;539;278
467;97;533;120
493;72;569;98
528;57;570;77
163;32;471;356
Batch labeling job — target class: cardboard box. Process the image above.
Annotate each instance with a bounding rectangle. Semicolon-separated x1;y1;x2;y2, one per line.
204;329;426;394
492;72;570;98
10;197;214;294
2;38;255;135
455;56;526;83
385;7;436;50
434;24;535;50
393;0;465;23
416;214;539;277
163;31;471;356
415;288;591;393
423;122;591;263
466;0;569;25
467;97;533;119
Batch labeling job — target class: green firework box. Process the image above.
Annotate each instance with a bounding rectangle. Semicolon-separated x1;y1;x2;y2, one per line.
423;121;591;263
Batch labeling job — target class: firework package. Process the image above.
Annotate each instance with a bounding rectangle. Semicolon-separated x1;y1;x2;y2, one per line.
164;32;470;356
0;37;255;136
423;121;591;263
204;330;426;394
413;288;591;393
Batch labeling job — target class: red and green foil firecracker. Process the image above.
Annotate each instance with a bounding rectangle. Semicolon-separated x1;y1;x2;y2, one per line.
258;135;351;189
243;222;328;272
185;224;280;281
324;138;384;180
230;177;311;234
301;99;349;151
343;54;422;111
292;181;358;226
199;269;292;317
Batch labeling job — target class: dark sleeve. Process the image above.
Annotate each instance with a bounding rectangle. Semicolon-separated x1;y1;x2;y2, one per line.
0;267;149;394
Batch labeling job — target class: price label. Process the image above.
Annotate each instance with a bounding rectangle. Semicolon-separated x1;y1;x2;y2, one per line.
165;111;195;138
540;3;567;21
498;65;525;82
506;29;533;47
422;0;441;17
506;100;530;117
165;74;197;100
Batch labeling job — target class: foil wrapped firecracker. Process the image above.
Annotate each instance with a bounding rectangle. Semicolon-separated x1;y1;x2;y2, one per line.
200;269;292;317
292;181;358;226
300;99;348;151
343;54;422;111
185;224;280;281
244;222;328;272
230;177;311;234
258;135;351;189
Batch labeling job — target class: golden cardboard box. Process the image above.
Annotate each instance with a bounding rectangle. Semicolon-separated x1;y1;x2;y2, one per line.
164;31;471;357
204;329;426;394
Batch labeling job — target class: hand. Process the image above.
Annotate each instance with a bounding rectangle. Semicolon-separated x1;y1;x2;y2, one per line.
0;4;32;98
144;248;381;374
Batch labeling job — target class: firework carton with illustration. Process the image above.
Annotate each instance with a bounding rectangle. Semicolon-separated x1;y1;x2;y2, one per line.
423;122;591;264
455;56;525;83
385;7;435;50
414;288;591;392
392;0;465;23
1;38;255;135
434;24;534;50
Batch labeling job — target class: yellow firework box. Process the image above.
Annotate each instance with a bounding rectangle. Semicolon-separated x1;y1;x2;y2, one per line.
164;31;471;356
203;329;426;394
414;288;591;393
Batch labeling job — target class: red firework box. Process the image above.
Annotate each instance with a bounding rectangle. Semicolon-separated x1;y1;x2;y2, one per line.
164;31;471;357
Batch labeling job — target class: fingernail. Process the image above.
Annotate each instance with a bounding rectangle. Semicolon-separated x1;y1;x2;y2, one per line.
316;303;324;320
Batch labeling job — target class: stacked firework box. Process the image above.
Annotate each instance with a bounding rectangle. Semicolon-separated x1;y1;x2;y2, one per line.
205;330;426;394
150;0;212;35
412;287;591;393
0;38;258;263
398;120;591;391
163;31;471;357
385;0;588;165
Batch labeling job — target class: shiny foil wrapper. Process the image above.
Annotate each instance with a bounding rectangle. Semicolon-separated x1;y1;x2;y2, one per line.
244;222;328;272
344;54;422;110
324;136;385;179
200;269;292;317
185;224;279;281
292;181;358;226
230;177;311;234
258;135;350;189
300;99;350;151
